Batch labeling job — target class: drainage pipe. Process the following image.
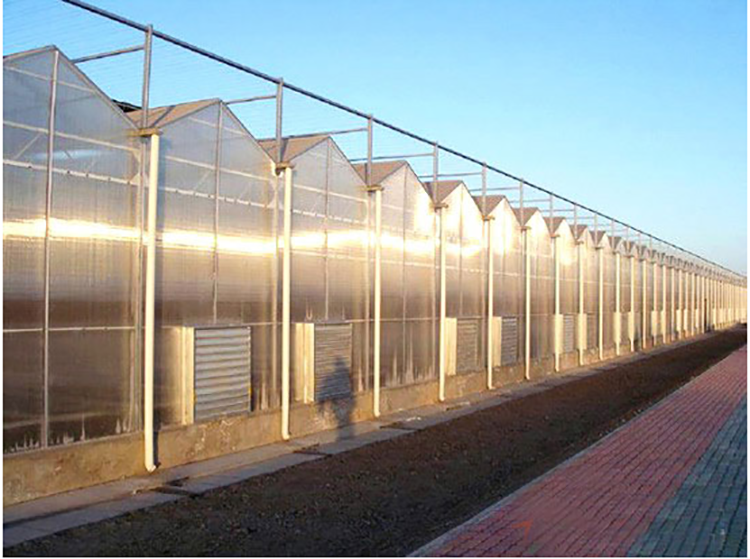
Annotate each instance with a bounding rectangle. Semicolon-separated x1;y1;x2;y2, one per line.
486;216;494;387
597;245;603;361
143;132;160;473
438;206;447;401
371;185;383;416
280;163;293;440
524;227;531;380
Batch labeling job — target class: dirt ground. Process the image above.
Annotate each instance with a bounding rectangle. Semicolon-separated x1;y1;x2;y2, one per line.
7;328;746;557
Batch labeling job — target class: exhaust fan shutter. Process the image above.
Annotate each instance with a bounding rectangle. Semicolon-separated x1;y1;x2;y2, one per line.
314;324;352;401
193;327;252;422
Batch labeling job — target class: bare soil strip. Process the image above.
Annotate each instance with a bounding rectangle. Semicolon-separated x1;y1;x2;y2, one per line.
8;328;746;557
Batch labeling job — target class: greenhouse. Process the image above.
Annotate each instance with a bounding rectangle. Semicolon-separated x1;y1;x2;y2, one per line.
480;195;524;383
3;45;746;505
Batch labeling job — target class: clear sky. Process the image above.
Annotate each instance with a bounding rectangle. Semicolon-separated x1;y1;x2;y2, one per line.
4;0;747;274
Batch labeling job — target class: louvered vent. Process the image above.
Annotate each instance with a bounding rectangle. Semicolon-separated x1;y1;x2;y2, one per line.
501;317;518;366
194;327;252;422
563;314;575;354
314;324;352;401
456;319;480;373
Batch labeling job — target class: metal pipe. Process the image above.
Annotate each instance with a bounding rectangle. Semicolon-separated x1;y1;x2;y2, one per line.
59;0;745;280
372;185;382;416
225;94;276;105
486;216;494;388
597;244;603;361
615;252;621;355
578;238;585;365
438;206;447;401
71;43;144;64
524;226;531;380
629;254;635;352
42;49;60;449
280;164;293;440
553;230;560;371
350;152;433;162
143;132;160;473
284;127;367;139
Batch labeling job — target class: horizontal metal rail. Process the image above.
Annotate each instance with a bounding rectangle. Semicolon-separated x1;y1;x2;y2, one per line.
58;0;745;280
225;94;276;105
71;43;143;63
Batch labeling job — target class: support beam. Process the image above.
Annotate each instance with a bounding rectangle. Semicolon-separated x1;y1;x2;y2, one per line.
524;227;531;380
597;246;603;361
279;163;294;440
143;131;160;473
578;240;586;364
370;184;382;417
438;205;447;401
486;216;495;388
614;252;621;355
553;232;561;371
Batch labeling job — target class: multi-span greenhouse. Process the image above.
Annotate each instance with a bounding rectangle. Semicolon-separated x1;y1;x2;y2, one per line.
4;45;747;505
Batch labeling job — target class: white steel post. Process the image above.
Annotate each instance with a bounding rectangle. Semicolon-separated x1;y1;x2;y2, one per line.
438;206;447;401
553;231;561;371
615;252;621;355
629;254;635;352
578;240;585;364
641;257;647;349
524;226;531;380
597;246;603;361
371;185;382;416
486;216;495;388
280;163;293;440
143;132;160;473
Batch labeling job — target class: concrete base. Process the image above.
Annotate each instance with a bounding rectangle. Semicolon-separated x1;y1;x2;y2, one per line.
559;351;579;372
5;326;737;506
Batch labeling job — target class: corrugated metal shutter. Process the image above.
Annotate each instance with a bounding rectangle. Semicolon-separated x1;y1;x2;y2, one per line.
587;314;597;349
194;327;252;422
563;314;575;354
314;324;352;401
456;319;480;373
501;317;518;366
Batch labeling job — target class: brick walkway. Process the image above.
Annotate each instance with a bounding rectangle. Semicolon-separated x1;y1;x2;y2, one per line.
414;347;747;557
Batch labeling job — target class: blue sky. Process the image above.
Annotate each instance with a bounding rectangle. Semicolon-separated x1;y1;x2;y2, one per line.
4;0;747;274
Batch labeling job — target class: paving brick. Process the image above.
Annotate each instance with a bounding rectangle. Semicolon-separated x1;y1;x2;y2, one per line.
412;347;747;557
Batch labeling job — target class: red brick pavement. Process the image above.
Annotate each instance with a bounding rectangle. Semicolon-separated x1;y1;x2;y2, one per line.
416;347;747;557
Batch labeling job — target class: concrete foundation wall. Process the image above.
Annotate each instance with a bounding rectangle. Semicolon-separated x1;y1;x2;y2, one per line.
3;328;727;506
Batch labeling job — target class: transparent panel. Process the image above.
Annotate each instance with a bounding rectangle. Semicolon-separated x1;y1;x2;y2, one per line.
48;329;134;446
3;331;44;453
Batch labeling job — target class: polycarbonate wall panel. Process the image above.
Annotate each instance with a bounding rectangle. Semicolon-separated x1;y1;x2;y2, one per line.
156;104;218;327
602;247;616;348
4;50;141;451
492;202;522;320
528;214;554;360
3;51;53;453
153;104;280;418
289;139;369;394
3;331;44;453
620;254;632;314
557;227;577;316
48;59;140;444
443;187;485;373
380;167;436;387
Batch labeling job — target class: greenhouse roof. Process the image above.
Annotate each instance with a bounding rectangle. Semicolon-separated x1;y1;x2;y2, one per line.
423;180;464;204
127;98;219;128
258;135;329;163
352;160;409;185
